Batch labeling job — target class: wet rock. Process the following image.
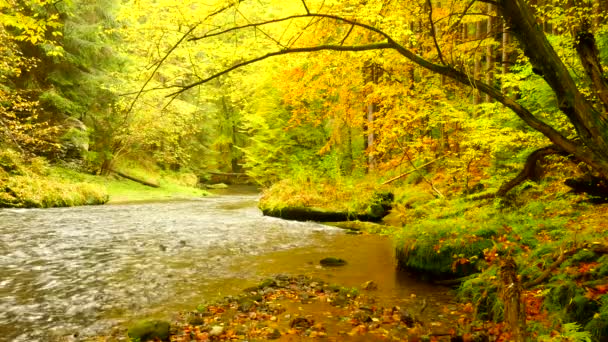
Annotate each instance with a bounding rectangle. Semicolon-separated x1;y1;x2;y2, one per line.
188;315;204;326
267;328;281;339
331;294;348;307
290;317;313;329
393;307;415;327
205;183;229;189
276;274;290;281
258;278;278;289
238;298;255;312
320;257;347;267
362;280;378;290
127;320;170;342
353;311;373;323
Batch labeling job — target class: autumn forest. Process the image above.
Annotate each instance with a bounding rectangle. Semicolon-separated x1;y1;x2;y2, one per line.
2;0;608;341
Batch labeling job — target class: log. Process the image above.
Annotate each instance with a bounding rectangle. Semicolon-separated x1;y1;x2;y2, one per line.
382;157;443;185
261;207;385;223
110;169;160;188
209;172;249;177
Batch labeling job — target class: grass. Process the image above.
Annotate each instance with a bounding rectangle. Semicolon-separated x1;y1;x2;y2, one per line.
259;168;608;339
0;149;209;208
258;176;391;214
50;162;209;204
0;150;108;208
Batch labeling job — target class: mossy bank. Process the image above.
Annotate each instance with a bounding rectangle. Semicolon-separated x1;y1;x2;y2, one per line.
260;174;608;340
0;149;209;208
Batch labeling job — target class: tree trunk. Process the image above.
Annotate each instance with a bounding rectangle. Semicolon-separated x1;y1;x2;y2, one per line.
485;4;494;103
474;20;482;106
499;0;608;174
501;21;509;77
367;102;375;170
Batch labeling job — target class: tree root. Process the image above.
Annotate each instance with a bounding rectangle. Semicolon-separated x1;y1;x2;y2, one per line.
524;243;608;289
473;145;567;200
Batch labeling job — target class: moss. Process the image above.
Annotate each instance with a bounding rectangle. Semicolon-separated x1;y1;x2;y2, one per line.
584;295;608;340
592;255;608;277
571;249;597;263
545;282;581;311
566;295;599;324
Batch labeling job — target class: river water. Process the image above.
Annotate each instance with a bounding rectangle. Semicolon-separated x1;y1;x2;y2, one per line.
0;191;454;341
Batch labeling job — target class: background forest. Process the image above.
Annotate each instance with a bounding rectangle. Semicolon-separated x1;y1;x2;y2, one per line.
2;0;608;340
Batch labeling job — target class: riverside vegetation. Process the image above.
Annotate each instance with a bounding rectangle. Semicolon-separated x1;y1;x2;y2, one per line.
3;0;608;341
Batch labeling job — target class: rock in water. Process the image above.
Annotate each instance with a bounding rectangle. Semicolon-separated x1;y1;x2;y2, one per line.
127;320;170;341
320;257;347;267
362;280;378;290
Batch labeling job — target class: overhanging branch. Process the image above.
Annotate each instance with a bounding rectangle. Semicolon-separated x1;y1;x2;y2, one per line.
167;42;392;97
189;13;391;43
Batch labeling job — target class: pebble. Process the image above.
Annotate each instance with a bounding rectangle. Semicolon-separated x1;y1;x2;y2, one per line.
209;325;223;336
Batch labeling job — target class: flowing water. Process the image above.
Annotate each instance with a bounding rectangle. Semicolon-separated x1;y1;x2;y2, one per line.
0;190;455;341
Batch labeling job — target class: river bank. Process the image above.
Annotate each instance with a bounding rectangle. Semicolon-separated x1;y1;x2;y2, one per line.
258;176;608;341
0;150;213;207
0;196;469;342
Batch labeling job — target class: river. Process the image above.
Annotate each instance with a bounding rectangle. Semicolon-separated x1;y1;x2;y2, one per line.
0;191;454;341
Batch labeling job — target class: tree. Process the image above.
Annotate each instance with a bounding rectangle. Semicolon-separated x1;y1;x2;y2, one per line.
159;0;608;194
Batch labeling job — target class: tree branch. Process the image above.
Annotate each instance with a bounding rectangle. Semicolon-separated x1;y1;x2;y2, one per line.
125;24;199;118
447;0;477;33
189;13;391;43
340;24;355;46
302;0;310;14
167;42;393;97
426;0;446;65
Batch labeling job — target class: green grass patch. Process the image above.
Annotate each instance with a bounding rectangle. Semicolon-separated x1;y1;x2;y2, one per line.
0;149;108;208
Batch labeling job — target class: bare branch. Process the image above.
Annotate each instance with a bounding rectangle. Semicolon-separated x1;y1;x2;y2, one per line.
125;24;200;118
189;13;391;43
235;8;286;48
302;0;310;14
340;24;355;45
447;0;477;33
167;42;392;97
426;0;446;65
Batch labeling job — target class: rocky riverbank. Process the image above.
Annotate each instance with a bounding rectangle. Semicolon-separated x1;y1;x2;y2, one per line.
126;274;488;342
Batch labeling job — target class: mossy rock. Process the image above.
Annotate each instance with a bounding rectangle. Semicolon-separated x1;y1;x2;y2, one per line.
366;191;394;219
320;257;347;267
396;238;491;278
127;320;170;342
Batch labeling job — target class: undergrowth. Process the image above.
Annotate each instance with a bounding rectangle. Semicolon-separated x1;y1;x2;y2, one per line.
0;149;108;207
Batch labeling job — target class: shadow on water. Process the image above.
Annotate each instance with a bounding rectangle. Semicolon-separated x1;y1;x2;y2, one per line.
0;189;455;341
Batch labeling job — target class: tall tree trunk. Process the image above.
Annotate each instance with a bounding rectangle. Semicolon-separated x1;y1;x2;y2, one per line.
500;0;608;173
367;102;375;170
474;20;482;106
485;3;495;103
502;21;509;77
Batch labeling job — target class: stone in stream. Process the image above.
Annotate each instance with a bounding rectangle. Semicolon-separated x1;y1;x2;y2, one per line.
127;320;170;341
361;280;378;290
320;257;347;267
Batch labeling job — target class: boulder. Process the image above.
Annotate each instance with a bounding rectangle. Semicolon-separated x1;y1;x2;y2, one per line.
320;257;347;267
127;320;170;342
